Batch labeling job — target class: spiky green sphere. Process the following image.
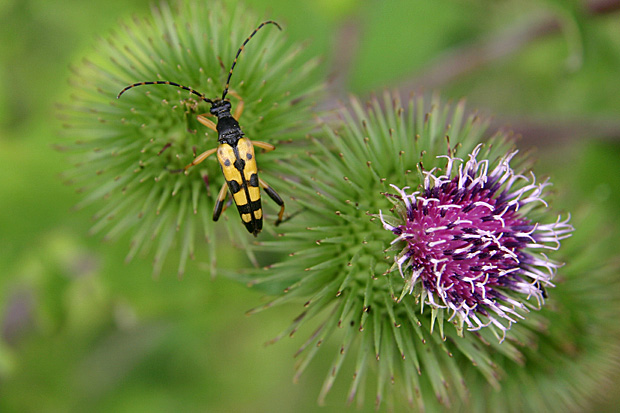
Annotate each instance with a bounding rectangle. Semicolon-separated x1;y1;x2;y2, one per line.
60;0;322;275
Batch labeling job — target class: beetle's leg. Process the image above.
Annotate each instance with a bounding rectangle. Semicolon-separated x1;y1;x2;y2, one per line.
227;90;245;120
251;140;275;152
212;182;229;221
184;147;217;172
197;114;217;132
258;177;284;226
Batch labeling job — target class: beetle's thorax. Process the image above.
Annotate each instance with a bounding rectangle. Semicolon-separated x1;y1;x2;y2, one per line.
211;99;243;145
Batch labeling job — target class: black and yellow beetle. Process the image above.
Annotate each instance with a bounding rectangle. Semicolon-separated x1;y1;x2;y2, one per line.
117;21;285;236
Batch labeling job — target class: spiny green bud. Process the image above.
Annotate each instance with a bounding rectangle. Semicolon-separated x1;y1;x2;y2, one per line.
59;0;322;276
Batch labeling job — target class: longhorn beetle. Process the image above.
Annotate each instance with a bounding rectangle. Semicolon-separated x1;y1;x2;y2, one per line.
117;21;285;236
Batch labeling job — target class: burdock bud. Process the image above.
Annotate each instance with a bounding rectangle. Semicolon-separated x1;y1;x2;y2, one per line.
59;0;322;275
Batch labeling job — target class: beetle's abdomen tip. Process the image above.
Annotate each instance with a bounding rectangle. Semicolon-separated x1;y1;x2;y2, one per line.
243;220;262;237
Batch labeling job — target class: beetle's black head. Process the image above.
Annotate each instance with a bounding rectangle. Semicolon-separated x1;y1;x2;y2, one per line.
210;99;232;117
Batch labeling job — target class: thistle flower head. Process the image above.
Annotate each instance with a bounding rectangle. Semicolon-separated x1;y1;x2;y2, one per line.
246;93;582;408
381;145;573;338
59;0;322;275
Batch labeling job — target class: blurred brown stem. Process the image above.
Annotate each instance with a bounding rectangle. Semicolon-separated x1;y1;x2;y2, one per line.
399;0;620;147
399;0;620;91
328;0;620;147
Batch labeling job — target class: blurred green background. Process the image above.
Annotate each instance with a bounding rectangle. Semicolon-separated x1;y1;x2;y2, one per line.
1;0;620;411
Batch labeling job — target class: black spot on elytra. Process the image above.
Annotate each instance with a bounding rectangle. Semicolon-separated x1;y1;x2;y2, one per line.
237;203;251;214
250;199;262;210
235;199;262;215
234;158;246;171
228;179;241;194
249;173;259;187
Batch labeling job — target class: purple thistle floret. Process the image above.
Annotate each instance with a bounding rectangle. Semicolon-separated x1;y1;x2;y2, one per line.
381;145;573;337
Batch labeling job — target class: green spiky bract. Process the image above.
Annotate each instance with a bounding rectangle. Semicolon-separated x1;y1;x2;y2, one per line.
245;93;616;410
60;0;322;276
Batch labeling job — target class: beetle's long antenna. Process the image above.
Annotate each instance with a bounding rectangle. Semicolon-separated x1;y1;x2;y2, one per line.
117;81;214;104
221;20;281;101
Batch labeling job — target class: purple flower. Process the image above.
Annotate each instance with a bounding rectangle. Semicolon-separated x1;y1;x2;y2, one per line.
381;145;573;338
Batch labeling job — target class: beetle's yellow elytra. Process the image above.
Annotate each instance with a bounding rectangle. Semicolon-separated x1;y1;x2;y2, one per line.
216;138;263;234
